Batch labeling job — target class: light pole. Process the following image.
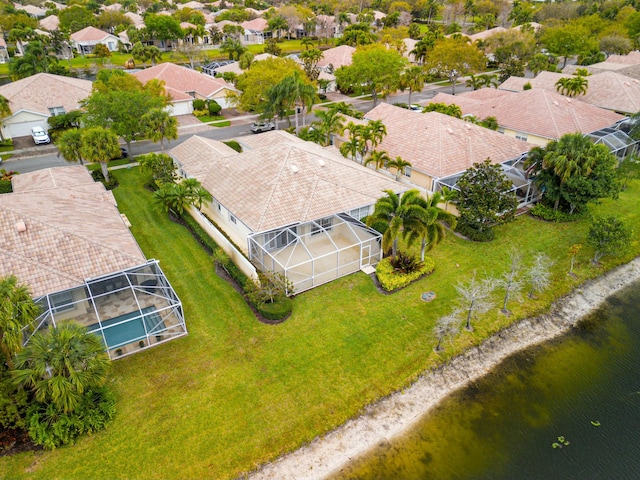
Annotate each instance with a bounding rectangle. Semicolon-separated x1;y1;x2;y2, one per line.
449;69;459;95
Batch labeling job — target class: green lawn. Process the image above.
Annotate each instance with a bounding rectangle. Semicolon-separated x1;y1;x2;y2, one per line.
1;168;639;479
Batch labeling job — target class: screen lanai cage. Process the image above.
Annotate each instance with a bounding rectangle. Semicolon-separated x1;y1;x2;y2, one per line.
586;128;638;159
249;213;383;294
23;260;186;360
433;155;537;206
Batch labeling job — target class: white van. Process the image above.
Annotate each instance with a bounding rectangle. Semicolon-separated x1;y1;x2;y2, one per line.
31;126;50;145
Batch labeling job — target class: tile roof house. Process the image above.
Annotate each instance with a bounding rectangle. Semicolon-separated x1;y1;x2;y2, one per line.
241;17;270;44
431;88;626;146
563;51;640;80
170;131;405;292
213;53;276;76
499;70;640;115
132;62;239;113
70;26;121;54
359;103;535;203
317;45;355;71
38;14;60;31
15;3;46;17
1;166;186;359
0;73;92;140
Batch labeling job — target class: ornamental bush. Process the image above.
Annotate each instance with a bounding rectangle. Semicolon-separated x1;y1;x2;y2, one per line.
207;100;222;115
376;255;435;292
529;204;584;222
256;296;293;321
192;99;206;110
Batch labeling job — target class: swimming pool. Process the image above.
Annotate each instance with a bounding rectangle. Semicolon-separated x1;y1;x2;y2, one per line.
89;307;164;349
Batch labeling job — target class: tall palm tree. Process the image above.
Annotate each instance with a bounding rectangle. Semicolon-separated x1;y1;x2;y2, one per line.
314;108;345;146
399;66;426;107
465;74;483;91
555;76;588;97
366;189;426;259
403;191;457;261
182;177;212;210
267;15;288;41
220;38;246;60
141;108;178;153
387;156;412;180
0;276;39;369
12;322;110;414
267;71;317;131
364;149;390;171
56;129;85;165
409;35;435;65
366;119;387;154
339;134;362;162
478;73;498;88
540;133;597;210
80;127;121;183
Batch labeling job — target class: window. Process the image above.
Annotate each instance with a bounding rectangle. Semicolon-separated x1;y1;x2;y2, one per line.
515;132;528;141
48;106;66;116
311;217;333;235
498;127;505;134
50;291;74;313
229;213;237;224
404;167;412;178
349;206;370;221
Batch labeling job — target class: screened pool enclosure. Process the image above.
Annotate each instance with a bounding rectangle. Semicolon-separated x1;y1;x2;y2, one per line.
248;213;383;293
23;260;186;360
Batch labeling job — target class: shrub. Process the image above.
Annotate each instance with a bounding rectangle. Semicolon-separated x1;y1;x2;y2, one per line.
389;251;423;274
214;250;249;288
181;212;219;253
193;109;208;117
90;169;118;190
456;222;495;242
207;100;222;115
529;204;584;222
192;99;206;110
376;255;435;292
0;179;11;194
523;82;532;90
0;367;28;436
26;386;116;449
223;140;242;152
256;296;293;321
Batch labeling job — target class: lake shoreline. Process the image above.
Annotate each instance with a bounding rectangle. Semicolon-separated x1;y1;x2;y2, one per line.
248;257;640;480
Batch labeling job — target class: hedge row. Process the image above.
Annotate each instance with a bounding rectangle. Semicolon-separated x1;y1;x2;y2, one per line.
376;256;435;292
529;204;584;222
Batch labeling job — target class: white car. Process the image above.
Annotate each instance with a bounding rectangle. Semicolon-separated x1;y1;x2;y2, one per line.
31;126;51;145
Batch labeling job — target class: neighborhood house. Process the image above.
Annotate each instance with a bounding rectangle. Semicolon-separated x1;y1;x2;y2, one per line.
0;166;187;359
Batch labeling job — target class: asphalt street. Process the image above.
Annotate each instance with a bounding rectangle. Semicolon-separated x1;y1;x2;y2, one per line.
3;81;472;174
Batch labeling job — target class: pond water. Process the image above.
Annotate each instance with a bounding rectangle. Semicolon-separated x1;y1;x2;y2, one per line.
332;281;640;480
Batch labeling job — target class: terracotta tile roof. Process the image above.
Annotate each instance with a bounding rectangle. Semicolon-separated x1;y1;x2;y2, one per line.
103;3;122;11
70;26;114;42
241;18;268;31
132;62;238;98
12;165;100;192
171;132;405;232
0;73;92;117
171;135;238;178
365;103;532;179
0;166;146;297
500;70;640;114
233;129;304;151
464;26;508;42
124;12;145;27
318;45;355;69
179;1;206;9
432;88;625;140
215;53;276;75
18;4;46;16
38;14;59;31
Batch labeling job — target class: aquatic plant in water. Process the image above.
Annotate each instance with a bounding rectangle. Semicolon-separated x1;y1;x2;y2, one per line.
552;436;570;448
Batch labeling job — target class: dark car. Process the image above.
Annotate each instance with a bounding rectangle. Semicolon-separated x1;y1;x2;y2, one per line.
250;122;275;133
113;147;128;160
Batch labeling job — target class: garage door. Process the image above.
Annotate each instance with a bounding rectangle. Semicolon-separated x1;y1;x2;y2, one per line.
6;120;48;139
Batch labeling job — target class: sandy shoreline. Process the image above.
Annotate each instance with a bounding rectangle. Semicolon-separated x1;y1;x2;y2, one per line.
248;257;640;480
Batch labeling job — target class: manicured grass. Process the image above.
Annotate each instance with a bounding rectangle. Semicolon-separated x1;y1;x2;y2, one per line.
196;115;231;127
1;168;639;479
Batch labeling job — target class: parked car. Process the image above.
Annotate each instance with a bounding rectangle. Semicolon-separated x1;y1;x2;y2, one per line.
117;147;128;159
409;104;422;111
250;122;275;133
31;126;51;145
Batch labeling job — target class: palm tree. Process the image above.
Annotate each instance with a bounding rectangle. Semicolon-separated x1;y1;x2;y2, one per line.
314;108;345;146
465;74;483;91
238;51;254;70
399;66;426;107
141;108;178;153
364;149;390;171
555;76;588;97
366;189;427;259
339;134;362;162
56;129;85;165
147;46;162;66
403;191;457;261
182;177;212;210
540;133;597;210
410;36;435;65
271;71;317;131
0;276;39;369
440;185;458;211
301;37;315;50
478;73;498;88
80;127;121;183
12;322;110;414
366;119;387;153
267;15;288;41
220;38;246;60
387;156;412;180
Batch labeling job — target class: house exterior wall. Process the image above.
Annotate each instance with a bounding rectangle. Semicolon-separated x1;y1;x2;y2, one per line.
168;100;193;116
200;199;253;253
209;91;234;109
500;127;550;147
2;111;49;139
73;36;119;54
